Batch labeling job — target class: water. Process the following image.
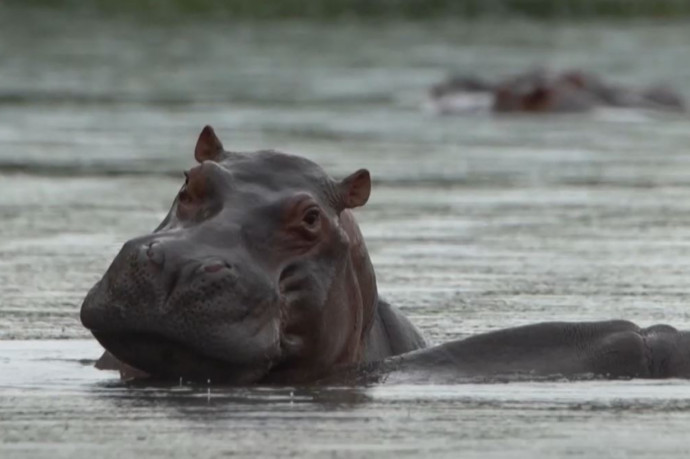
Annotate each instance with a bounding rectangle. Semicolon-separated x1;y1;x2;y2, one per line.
2;8;690;458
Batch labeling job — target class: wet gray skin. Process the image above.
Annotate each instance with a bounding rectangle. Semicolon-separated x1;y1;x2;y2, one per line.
81;126;690;386
80;126;425;384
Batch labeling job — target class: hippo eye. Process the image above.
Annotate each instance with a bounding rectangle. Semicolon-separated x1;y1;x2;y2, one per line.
302;208;320;228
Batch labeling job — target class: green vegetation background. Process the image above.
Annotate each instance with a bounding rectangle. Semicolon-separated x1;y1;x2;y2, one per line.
8;0;690;19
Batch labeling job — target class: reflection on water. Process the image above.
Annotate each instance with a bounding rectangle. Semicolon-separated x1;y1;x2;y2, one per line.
2;8;690;458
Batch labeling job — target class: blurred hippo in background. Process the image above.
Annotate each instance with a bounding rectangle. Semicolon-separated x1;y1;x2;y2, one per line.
428;68;686;115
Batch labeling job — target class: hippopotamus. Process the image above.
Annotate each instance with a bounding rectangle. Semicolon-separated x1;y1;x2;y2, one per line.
491;68;598;113
81;125;426;384
429;68;686;115
557;69;686;112
81;126;690;384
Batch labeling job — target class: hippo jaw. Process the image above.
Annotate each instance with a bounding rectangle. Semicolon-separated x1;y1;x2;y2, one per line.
80;126;373;384
89;331;276;384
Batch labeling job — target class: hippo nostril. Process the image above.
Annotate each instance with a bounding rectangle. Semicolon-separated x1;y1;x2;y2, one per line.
145;241;165;266
198;259;235;273
203;263;226;273
197;260;236;277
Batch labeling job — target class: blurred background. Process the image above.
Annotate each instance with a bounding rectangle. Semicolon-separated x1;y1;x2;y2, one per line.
3;2;690;457
0;0;690;341
3;0;690;341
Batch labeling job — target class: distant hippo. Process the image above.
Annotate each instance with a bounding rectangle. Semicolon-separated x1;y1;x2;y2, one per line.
492;68;598;113
81;127;690;384
429;68;686;115
559;69;686;112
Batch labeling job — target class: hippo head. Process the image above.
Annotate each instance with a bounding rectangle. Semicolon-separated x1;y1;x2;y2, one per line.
80;126;378;384
493;72;596;114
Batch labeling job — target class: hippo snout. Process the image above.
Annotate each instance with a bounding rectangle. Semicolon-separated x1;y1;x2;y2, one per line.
79;280;107;330
139;238;240;288
80;236;259;330
79;234;283;381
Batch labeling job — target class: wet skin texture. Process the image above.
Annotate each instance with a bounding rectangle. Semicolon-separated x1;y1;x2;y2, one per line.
81;126;690;384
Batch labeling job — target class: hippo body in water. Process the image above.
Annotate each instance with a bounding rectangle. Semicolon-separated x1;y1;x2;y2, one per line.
81;127;690;384
82;125;426;384
429;69;686;115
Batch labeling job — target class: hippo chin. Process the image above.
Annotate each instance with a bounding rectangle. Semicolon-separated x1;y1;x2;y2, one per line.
82;126;690;385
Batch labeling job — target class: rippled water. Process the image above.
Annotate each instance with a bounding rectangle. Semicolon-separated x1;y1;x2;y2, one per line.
2;8;690;458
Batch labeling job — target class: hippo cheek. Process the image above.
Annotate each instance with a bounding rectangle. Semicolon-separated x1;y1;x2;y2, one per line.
275;256;363;375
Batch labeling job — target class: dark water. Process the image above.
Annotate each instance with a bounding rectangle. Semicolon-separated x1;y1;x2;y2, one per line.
2;9;690;458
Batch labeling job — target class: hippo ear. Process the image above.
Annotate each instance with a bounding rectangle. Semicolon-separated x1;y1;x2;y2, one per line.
194;125;224;163
339;169;371;209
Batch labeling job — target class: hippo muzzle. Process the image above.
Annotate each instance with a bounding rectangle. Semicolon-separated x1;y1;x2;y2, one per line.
81;233;283;383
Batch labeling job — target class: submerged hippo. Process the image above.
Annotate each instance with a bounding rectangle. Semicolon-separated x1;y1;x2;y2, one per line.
81;126;690;384
429;68;686;115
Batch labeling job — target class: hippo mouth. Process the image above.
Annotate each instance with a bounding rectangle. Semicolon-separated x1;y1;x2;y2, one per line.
91;331;275;384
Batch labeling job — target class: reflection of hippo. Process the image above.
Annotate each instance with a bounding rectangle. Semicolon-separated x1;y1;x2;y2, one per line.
82;127;690;384
430;68;686;115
